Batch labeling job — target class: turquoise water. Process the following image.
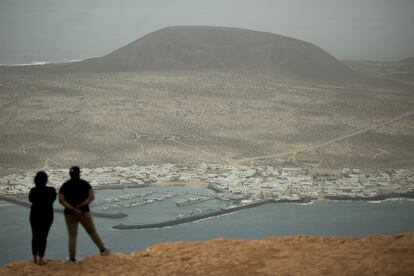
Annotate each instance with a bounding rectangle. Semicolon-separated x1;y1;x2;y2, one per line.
1;186;414;265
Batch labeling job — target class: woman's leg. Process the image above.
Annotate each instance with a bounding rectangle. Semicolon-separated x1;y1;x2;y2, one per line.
37;217;53;262
30;217;40;261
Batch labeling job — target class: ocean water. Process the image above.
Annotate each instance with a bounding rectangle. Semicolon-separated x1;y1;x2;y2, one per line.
1;186;414;266
0;59;82;66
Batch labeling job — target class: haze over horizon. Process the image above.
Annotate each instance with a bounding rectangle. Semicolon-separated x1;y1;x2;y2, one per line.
0;0;413;64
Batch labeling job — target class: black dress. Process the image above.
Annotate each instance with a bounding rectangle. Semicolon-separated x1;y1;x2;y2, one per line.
29;186;57;257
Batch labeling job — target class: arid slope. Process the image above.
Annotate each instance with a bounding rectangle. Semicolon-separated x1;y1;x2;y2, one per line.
0;68;413;176
1;233;413;276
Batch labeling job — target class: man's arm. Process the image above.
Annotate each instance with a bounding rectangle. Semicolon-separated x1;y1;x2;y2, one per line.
59;193;81;214
75;189;95;209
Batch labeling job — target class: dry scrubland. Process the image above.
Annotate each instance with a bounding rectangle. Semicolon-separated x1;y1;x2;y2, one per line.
0;64;413;176
1;233;413;276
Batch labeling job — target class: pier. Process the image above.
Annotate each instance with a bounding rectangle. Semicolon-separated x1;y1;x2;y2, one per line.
94;183;150;190
176;196;216;207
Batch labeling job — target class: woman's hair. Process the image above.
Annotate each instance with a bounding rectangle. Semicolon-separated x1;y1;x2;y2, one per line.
34;171;48;187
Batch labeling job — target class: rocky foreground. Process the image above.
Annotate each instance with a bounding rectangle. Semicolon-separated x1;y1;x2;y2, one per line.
1;233;414;276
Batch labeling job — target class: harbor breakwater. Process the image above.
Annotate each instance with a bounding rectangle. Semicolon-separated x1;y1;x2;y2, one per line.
113;199;275;230
0;195;127;218
325;191;414;201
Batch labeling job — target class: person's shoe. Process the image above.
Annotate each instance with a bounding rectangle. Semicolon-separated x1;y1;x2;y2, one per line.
100;248;110;256
66;257;76;263
38;258;47;265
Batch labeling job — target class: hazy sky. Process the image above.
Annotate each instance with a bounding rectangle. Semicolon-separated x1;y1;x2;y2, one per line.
0;0;413;64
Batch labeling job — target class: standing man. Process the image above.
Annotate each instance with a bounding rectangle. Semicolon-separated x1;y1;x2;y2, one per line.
59;166;109;262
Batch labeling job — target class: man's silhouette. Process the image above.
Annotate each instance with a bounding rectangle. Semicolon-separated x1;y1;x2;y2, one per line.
59;166;109;262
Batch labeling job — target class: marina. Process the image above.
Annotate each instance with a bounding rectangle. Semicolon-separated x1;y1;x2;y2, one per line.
92;190;183;211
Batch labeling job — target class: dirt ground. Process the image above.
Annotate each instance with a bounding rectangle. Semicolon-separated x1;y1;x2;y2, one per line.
1;233;413;276
1;65;413;177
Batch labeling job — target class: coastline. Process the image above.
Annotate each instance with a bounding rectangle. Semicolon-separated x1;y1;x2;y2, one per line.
2;185;414;227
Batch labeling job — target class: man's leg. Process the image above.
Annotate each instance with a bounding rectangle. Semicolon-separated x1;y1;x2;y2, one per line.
64;214;79;259
78;212;106;251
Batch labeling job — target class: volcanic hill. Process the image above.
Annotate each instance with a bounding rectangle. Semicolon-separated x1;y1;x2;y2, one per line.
1;26;356;81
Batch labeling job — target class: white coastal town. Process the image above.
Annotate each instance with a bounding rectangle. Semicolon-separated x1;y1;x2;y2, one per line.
1;164;413;202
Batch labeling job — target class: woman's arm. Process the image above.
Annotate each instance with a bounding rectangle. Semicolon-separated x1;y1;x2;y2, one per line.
28;189;34;203
50;187;57;203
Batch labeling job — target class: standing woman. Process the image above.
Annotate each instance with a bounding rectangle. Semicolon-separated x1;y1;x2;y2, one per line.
29;171;56;265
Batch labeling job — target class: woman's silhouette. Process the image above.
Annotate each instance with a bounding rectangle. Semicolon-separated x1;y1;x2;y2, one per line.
29;171;56;265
